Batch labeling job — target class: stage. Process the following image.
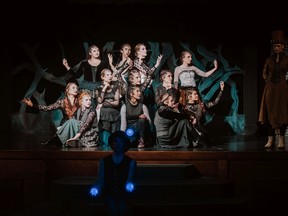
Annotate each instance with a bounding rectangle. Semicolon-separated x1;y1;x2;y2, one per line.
1;133;288;216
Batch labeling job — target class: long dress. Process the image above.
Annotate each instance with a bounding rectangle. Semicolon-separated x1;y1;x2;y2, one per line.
154;105;195;148
96;81;121;133
57;106;99;147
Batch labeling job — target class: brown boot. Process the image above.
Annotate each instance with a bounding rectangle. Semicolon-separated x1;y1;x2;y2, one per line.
277;136;285;149
264;136;274;148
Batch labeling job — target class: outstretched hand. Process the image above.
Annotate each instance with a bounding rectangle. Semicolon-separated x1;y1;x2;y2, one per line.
220;81;224;91
22;98;33;107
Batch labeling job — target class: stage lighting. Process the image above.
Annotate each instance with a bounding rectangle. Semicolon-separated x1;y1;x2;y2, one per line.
125;128;134;137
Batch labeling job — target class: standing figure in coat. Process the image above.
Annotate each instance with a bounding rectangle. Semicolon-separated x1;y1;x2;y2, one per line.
258;30;288;149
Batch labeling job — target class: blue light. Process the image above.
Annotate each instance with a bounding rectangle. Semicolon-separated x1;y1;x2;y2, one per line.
126;182;135;192
126;128;134;137
90;187;99;196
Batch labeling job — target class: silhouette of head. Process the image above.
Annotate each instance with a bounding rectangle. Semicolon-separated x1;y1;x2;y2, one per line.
109;131;131;153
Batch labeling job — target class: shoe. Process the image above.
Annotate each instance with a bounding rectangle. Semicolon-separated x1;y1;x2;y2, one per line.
41;135;56;146
41;139;51;146
41;134;61;146
66;140;78;148
138;138;145;148
264;136;274;148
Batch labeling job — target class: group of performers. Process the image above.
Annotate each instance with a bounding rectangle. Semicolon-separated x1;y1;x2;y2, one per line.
22;42;227;149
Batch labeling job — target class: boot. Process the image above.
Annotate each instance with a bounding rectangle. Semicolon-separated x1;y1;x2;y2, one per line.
264;136;274;148
277;136;285;149
66;140;79;148
41;134;62;146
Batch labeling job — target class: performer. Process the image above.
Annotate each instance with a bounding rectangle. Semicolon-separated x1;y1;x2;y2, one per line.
120;86;153;148
63;44;108;107
108;43;133;101
22;82;79;146
90;131;136;216
184;81;225;145
173;50;217;106
155;69;179;108
95;68;121;148
59;91;98;148
258;30;288;149
133;43;163;122
154;93;197;149
133;43;162;85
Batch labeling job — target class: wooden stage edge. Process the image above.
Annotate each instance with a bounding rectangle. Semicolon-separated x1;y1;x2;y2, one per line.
1;133;288;180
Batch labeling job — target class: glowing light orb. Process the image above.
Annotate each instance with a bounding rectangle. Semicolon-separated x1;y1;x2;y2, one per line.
126;128;134;137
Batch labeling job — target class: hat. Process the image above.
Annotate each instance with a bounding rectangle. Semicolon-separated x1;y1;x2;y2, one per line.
108;131;131;152
271;30;285;44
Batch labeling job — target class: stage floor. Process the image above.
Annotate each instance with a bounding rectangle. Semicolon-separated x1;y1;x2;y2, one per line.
5;132;287;152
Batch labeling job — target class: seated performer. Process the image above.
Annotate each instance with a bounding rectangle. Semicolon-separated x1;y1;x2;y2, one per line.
22;82;79;146
120;86;153;148
154;93;199;149
183;81;225;145
57;91;99;147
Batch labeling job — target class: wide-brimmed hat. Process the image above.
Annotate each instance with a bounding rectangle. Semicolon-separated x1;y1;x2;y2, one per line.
271;30;286;44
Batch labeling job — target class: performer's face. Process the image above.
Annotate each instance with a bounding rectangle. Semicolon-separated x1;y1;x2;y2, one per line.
81;95;92;108
162;73;173;83
112;137;126;154
137;45;147;58
102;70;113;82
121;45;131;58
131;73;141;85
131;88;141;100
164;96;174;107
89;47;100;59
188;91;199;102
182;53;192;64
67;83;78;96
273;43;284;54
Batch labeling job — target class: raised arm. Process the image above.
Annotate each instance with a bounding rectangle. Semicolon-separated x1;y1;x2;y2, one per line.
193;59;218;77
205;81;224;108
173;66;181;89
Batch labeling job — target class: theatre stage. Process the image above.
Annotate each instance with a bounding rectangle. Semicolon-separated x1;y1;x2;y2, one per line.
1;133;288;216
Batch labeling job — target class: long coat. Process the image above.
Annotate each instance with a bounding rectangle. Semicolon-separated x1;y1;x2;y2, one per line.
258;53;288;129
